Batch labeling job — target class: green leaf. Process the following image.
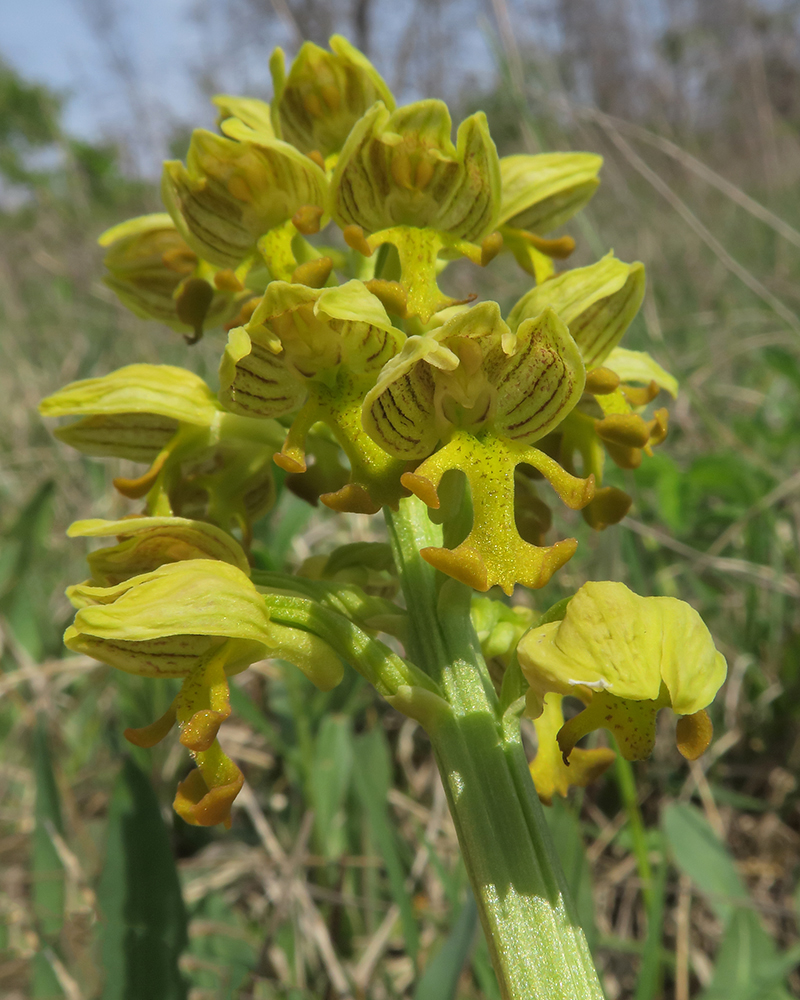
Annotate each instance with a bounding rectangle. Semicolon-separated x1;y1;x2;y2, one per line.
310;714;353;859
352;726;419;959
32;718;65;944
662;803;748;923
413;892;477;1000
700;909;800;1000
97;757;189;1000
185;893;257;999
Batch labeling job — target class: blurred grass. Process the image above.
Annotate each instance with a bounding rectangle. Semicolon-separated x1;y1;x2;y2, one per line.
1;26;799;1000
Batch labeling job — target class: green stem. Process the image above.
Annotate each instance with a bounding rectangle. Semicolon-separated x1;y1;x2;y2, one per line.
613;750;654;908
385;497;604;1000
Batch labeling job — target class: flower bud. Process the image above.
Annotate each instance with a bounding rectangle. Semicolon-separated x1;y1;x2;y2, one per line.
270;35;394;159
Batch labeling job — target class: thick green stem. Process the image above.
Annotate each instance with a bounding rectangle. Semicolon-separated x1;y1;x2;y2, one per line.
385;498;605;1000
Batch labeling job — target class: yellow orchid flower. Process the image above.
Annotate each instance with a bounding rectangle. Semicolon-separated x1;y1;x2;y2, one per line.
65;560;343;826
161;127;328;271
363;301;594;593
39;364;283;537
219;279;408;512
270;35;395;162
518;582;727;763
98;213;250;343
330;99;501;321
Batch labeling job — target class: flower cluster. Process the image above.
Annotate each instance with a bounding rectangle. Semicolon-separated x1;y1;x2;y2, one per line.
41;35;725;822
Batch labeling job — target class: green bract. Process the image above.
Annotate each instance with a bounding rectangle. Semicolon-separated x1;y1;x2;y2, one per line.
518;582;727;761
162;128;328;269
270;35;395;160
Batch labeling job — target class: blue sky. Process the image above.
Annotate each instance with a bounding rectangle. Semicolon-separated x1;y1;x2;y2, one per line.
0;0;497;170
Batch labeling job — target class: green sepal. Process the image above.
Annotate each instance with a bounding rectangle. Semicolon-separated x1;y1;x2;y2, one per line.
212;94;276;143
604;346;678;398
64;560;274;676
270;35;395;159
68;515;251;586
161;128;328;269
402;429;594;594
507;254;646;367
330;100;500;242
498;152;602;233
39;363;219;425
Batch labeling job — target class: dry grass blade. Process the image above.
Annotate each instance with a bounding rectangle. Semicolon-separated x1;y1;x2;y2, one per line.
237;783;354;999
623;518;800;596
585;108;800;251
600;126;800;337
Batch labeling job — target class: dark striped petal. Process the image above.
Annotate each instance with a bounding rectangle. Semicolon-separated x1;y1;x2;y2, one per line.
507;255;646;368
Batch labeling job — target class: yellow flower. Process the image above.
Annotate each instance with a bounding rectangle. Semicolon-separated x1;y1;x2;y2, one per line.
99;213;248;343
219;279;407;512
270;35;395;161
65;560;343;826
39;364;283;537
162;127;328;270
518;582;727;762
330;99;502;321
363;301;594;593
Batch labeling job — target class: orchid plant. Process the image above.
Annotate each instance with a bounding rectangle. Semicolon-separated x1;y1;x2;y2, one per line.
41;35;726;1000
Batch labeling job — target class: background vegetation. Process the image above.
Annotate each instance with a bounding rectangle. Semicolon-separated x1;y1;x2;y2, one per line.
1;1;799;997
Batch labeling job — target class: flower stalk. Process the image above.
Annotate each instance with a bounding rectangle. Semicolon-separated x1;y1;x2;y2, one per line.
386;497;604;1000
